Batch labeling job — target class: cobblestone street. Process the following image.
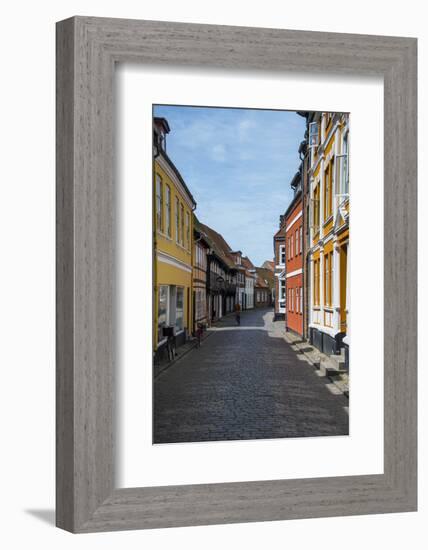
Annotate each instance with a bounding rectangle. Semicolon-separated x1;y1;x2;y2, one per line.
153;308;349;443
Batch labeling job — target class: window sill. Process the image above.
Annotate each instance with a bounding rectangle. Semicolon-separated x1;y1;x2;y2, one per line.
157;230;173;240
175;241;191;253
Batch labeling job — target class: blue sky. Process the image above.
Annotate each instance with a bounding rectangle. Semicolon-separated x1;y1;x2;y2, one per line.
154;105;306;266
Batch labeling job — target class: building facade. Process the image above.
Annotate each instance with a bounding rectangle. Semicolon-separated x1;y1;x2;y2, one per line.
193;216;209;332
261;260;275;272
230;251;246;309
306;112;350;359
199;223;238;322
273;218;287;320
254;267;274;307
153;118;196;362
285;171;304;337
242;256;256;310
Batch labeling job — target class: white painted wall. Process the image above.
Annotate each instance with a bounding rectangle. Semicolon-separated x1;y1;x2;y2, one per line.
0;1;426;549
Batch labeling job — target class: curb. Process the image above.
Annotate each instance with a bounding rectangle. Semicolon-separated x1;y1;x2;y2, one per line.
284;333;349;399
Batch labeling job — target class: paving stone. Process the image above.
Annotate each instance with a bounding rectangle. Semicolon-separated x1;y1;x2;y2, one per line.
153;308;349;444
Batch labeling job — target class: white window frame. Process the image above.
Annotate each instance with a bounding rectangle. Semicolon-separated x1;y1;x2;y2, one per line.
175;197;180;243
175;286;184;332
280;280;286;301
279;244;286;265
156;174;163;232
157;285;169;342
186;211;190;249
180;204;185;246
165;183;171;237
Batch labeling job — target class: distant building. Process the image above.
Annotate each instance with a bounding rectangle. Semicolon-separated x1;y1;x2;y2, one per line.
254;267;274;307
261;260;275;272
229;251;246;308
198;223;238;322
242;256;257;310
273;216;287;320
193;216;210;332
153;117;196;363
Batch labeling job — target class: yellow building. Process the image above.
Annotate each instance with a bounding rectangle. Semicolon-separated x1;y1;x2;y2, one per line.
153;118;196;362
307;112;349;365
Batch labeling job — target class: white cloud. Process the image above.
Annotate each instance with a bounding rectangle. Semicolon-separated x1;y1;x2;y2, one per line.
211;143;226;162
238;118;257;142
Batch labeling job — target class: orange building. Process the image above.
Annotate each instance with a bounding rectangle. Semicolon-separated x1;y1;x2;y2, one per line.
285;171;304;337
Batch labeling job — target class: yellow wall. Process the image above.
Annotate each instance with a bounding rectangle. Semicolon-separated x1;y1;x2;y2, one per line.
154;158;194;349
154;161;193;264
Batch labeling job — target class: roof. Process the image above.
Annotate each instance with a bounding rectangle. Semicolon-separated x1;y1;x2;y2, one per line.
284;187;303;221
241;256;255;270
154;116;170;134
157;148;197;208
255;267;275;290
255;277;268;288
198;222;237;270
154;116;196;207
261;260;274;271
193;215;211;247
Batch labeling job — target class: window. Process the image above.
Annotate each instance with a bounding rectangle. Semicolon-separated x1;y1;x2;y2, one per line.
175;287;184;331
180;204;185;245
324;252;333;307
175;197;180;242
279;244;285;265
157;285;168;342
324;160;333;220
299;226;303;254
196;243;206;269
295;229;299;257
155;174;163;232
295;286;299;313
290;234;294;258
186;211;190;249
313;184;320;232
313;259;320;306
300;287;303;314
165;184;171;237
280;279;285;301
196;288;206;321
308;121;319;147
342;133;349;195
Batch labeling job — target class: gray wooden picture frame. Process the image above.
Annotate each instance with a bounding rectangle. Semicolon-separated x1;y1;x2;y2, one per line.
56;16;417;533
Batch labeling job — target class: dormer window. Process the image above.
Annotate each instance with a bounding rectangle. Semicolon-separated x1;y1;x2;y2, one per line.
153;117;170;156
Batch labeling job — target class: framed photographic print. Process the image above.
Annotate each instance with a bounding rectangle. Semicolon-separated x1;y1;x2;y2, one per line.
56;16;417;532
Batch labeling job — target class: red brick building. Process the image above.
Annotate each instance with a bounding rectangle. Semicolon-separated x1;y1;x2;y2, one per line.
285;171;304;336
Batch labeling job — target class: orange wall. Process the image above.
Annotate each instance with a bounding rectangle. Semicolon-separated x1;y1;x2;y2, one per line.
285;197;303;335
285;198;303;273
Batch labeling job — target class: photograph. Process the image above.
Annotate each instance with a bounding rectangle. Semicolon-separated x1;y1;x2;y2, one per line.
152;105;350;444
